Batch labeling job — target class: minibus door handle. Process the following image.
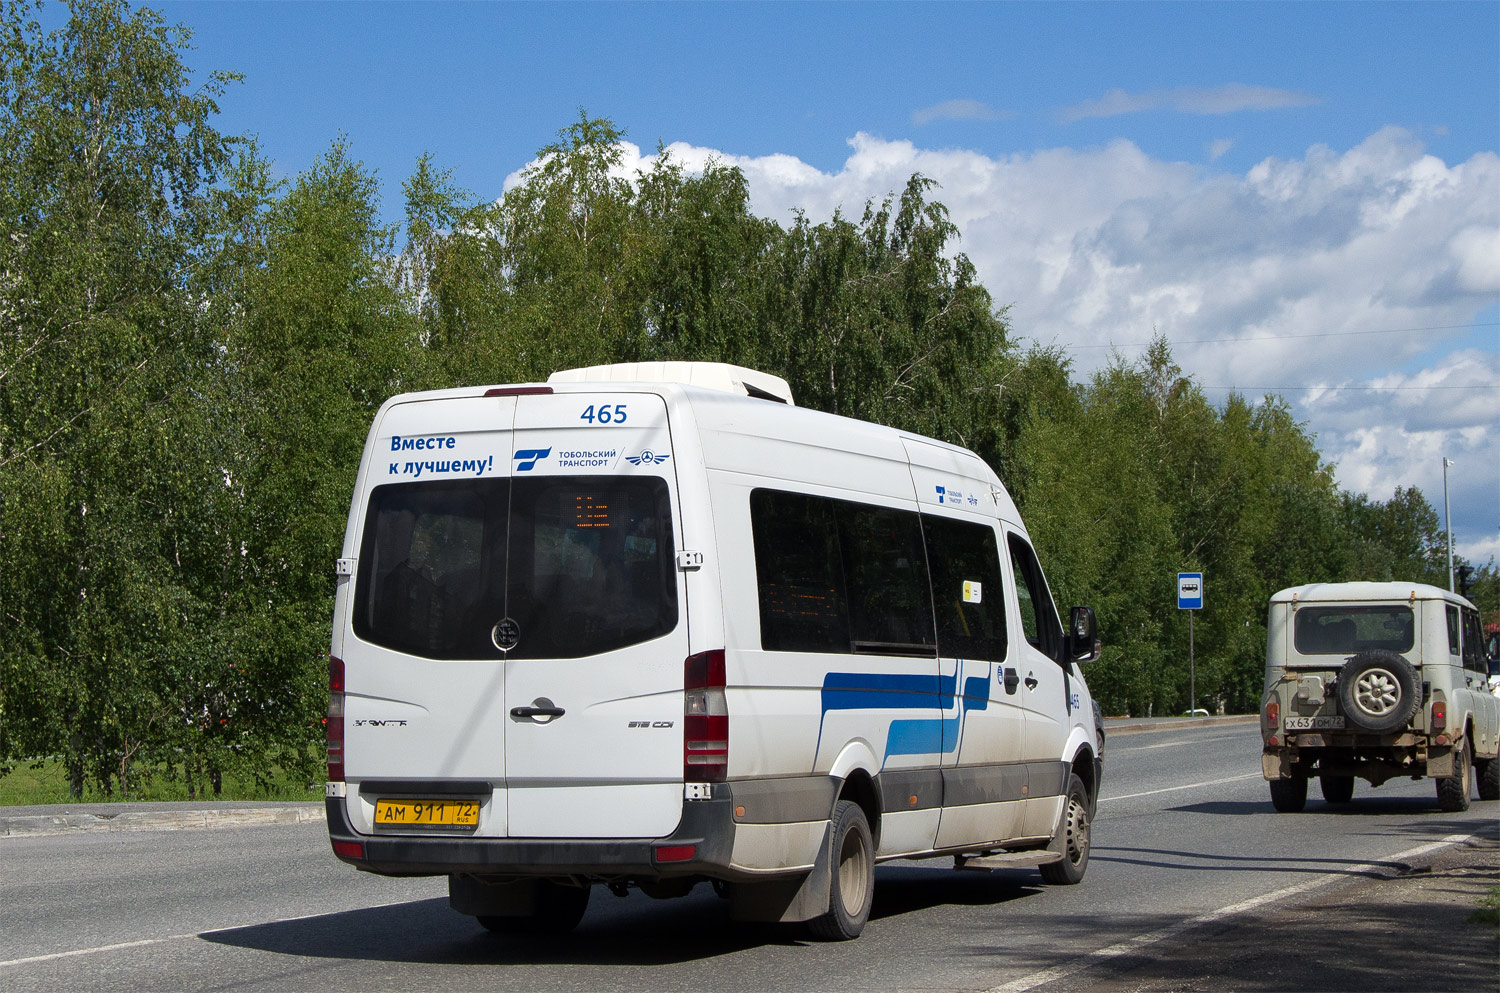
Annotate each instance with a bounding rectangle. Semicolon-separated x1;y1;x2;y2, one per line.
510;698;565;722
1003;668;1020;694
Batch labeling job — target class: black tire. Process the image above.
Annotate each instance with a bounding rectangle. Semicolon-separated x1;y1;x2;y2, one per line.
477;880;590;934
1478;753;1500;803
807;800;875;941
1039;773;1092;885
1269;775;1308;812
1336;651;1420;734
1319;774;1355;804
1436;740;1473;813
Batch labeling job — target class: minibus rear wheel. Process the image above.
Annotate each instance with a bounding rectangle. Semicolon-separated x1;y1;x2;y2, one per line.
807;800;874;941
478;880;591;934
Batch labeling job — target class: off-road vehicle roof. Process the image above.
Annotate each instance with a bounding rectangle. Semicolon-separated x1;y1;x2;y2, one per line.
1271;581;1474;608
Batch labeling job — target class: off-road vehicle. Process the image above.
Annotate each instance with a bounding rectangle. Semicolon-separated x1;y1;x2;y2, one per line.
1261;582;1500;812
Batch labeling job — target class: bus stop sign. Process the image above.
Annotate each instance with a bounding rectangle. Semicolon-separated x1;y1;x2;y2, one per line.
1178;573;1203;610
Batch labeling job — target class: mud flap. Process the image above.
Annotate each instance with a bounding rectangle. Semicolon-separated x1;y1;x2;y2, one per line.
729;823;831;923
1262;752;1295;779
1427;744;1454;778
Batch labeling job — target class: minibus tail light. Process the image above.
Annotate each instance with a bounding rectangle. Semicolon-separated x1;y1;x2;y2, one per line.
1265;699;1279;730
327;657;345;784
1431;700;1447;744
332;840;364;860
684;650;727;783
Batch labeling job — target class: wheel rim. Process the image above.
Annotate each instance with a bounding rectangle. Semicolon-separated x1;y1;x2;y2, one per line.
1353;668;1401;716
1062;795;1090;866
835;825;870;915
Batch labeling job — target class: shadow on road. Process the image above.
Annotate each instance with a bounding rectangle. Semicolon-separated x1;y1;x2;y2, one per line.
1168;793;1467;817
1165;794;1499;844
198;866;1045;964
1093;827;1495;878
199;891;778;965
869;862;1043;920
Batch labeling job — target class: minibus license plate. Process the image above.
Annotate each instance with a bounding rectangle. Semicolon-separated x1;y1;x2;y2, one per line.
374;799;479;827
1285;716;1344;730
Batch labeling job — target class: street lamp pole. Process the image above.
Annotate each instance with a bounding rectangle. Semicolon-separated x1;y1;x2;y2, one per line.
1443;457;1455;592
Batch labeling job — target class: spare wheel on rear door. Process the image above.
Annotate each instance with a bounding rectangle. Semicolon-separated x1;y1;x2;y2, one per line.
1337;650;1420;734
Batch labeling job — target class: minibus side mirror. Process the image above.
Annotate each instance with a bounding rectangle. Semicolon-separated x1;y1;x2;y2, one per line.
1068;606;1098;663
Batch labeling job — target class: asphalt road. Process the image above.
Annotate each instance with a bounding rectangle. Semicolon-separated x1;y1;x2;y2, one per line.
2;722;1495;992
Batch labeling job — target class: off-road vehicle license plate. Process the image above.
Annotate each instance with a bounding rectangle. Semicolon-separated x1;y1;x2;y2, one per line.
1285;716;1345;730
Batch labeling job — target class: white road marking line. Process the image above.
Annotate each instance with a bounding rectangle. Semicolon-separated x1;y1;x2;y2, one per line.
1134;734;1243;750
983;833;1475;993
0;936;193;969
0;898;418;969
1099;772;1262;802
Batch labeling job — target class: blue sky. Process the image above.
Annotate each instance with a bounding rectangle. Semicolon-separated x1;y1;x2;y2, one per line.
158;2;1497;210
146;1;1500;561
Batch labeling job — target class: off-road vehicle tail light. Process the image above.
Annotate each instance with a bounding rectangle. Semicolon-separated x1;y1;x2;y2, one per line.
1430;700;1448;745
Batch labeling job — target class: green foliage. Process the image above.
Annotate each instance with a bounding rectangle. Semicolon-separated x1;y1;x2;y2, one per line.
1;5;1482;798
0;0;247;795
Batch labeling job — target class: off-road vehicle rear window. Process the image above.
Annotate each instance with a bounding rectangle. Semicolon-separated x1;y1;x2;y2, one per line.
1293;605;1414;656
354;475;677;660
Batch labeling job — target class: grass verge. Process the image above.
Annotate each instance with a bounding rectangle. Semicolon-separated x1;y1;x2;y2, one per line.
0;753;322;805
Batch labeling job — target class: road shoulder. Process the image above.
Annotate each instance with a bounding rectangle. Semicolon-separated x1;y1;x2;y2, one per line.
0;800;323;837
1037;834;1500;993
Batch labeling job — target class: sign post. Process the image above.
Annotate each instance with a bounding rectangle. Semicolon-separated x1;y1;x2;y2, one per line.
1178;573;1204;715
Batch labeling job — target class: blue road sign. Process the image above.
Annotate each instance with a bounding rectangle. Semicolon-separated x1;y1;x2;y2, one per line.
1178;572;1204;610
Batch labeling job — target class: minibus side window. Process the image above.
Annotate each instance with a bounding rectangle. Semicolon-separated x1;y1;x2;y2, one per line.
751;490;849;653
922;516;1007;663
835;502;935;655
750;489;936;657
1007;534;1063;662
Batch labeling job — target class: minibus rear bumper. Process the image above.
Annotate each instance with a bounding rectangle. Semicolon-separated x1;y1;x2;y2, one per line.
325;795;739;879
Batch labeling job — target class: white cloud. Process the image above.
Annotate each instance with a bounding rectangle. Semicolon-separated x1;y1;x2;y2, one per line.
501;126;1500;556
1451;226;1500;293
1208;138;1234;161
1062;84;1322;122
911;99;1009;125
1305;349;1500;561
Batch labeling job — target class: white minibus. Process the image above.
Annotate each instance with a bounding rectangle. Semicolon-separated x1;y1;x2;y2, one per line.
325;362;1102;940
